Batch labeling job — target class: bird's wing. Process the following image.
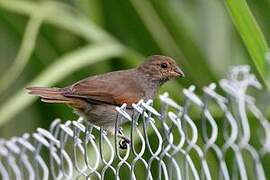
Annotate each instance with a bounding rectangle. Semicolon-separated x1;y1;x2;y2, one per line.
63;71;145;107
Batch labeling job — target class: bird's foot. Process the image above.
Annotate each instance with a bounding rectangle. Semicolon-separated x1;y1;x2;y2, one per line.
119;137;131;149
117;128;130;149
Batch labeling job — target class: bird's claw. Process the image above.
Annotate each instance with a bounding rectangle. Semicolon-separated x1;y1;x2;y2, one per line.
117;127;130;149
119;137;131;149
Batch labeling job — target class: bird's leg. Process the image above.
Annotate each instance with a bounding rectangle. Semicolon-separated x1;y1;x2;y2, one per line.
117;128;131;149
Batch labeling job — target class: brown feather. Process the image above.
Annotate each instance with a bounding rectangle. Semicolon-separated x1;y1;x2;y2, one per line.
26;87;69;103
63;69;144;107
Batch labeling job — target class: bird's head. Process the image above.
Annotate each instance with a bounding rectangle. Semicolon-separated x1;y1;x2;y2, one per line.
138;55;184;82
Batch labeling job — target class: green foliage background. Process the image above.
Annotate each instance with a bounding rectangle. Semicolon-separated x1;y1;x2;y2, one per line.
0;0;270;179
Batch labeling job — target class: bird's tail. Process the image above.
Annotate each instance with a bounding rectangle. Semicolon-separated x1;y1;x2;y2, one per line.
26;87;71;104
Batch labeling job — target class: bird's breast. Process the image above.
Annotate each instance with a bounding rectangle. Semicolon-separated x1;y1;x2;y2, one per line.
141;82;159;101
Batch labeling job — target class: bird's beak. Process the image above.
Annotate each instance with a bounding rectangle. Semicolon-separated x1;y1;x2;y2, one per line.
172;67;185;77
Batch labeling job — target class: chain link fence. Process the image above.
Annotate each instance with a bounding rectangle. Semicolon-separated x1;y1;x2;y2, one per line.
0;65;270;180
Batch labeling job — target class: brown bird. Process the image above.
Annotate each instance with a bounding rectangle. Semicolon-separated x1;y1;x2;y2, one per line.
26;55;184;133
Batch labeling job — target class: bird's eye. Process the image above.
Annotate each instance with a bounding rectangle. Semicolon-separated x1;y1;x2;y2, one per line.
160;63;168;68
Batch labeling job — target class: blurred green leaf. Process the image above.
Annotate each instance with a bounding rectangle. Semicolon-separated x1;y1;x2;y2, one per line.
0;0;114;43
0;13;43;93
0;43;125;127
225;0;270;88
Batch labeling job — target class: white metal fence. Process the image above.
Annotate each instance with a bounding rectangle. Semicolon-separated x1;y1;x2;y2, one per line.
0;65;270;180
